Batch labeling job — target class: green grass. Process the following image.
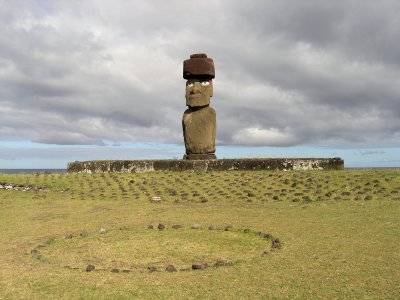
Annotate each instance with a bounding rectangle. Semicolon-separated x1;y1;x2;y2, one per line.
0;170;399;299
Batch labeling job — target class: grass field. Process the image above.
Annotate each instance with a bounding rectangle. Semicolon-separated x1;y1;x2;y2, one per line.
0;169;399;299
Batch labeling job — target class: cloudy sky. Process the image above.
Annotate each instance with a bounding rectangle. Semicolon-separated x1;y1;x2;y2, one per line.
1;0;400;168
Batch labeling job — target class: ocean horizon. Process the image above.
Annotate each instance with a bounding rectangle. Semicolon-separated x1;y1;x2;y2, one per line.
0;169;67;174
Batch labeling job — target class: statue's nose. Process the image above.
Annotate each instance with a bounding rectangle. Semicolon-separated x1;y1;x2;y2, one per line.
192;82;201;93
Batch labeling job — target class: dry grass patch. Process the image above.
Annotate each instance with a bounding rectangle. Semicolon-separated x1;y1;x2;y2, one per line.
0;169;399;299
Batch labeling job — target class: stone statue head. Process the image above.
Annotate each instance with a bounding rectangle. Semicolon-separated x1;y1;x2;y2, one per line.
185;79;213;107
183;53;215;107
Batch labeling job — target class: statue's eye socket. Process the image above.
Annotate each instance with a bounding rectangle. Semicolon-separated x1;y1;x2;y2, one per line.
187;83;193;88
201;81;210;86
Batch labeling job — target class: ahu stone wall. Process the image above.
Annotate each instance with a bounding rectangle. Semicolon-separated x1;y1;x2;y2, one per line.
67;158;344;173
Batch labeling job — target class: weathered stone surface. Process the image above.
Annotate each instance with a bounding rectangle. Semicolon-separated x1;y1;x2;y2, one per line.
67;157;344;173
185;80;213;107
86;264;95;272
192;262;208;270
148;265;158;272
182;106;216;155
183;154;216;160
191;224;202;230
183;53;215;79
215;258;233;267
165;265;177;272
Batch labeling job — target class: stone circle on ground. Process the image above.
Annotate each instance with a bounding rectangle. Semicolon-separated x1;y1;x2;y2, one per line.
30;224;282;274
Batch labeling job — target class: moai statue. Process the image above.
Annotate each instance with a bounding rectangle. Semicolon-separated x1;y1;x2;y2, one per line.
182;53;216;160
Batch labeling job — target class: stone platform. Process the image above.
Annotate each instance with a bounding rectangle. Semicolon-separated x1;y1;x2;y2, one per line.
67;157;344;173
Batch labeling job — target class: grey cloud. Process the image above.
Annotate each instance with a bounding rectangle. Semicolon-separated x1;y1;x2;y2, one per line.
0;0;399;148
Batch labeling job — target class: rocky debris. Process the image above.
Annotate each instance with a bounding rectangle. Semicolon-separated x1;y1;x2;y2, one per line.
31;249;42;260
99;228;107;234
65;234;73;239
111;268;120;273
165;265;177;272
0;183;47;192
224;225;233;231
208;225;216;230
215;259;233;267
244;228;251;233
172;224;182;229
147;224;154;229
122;269;131;273
151;195;162;203
80;231;89;237
192;262;208;270
86;264;95;272
191;224;202;230
261;251;269;257
272;239;282;249
157;224;165;230
148;265;158;272
200;197;208;203
263;233;273;240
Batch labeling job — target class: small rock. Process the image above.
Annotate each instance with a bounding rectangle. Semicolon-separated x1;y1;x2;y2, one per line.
365;195;373;200
147;224;154;229
172;224;182;229
65;234;73;239
191;224;202;230
148;265;158;272
111;268;120;273
158;224;165;230
86;264;95;272
165;265;177;272
151;195;162;203
99;228;107;234
243;228;251;233
224;225;233;231
31;249;42;260
192;262;208;270
80;231;89;237
272;239;282;249
263;233;273;240
122;269;131;273
215;259;232;267
261;251;269;257
208;225;216;230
